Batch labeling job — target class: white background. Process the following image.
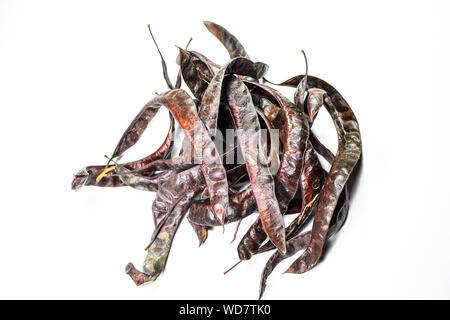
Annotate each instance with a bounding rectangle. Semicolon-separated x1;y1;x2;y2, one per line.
1;0;449;299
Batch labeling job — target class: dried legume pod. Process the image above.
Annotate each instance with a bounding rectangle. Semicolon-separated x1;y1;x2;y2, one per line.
72;21;362;296
109;89;230;224
226;76;286;254
259;184;349;299
114;164;174;192
71;116;175;190
236;81;309;259
199;57;268;138
286;79;361;273
150;166;207;243
203;21;250;59
188;186;255;226
187;106;279;228
257;141;326;254
126;185;203;285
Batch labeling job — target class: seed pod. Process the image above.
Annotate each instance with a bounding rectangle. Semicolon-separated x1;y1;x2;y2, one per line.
285;79;362;273
203;21;250;59
126;186;202;285
259;184;349;299
71;117;174;190
226;76;286;254
237;81;309;260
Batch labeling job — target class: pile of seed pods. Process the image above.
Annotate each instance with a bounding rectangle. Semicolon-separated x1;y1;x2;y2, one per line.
72;21;362;298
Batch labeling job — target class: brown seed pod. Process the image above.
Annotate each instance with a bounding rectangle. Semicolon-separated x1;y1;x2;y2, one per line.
72;21;362;298
226;76;286;254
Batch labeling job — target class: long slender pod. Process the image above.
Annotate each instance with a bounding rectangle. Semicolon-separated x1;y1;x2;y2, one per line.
147;24;174;89
114;165;174;192
72;117;174;190
126;186;202;285
286;80;361;273
226;76;286;254
259;185;349;299
107;89;230;223
187;108;278;228
203;21;250;59
199;57;268;137
237;83;309;260
72;22;362;293
151;166;206;238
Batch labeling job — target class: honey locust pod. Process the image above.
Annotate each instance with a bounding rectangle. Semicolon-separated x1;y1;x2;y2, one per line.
72;21;362;299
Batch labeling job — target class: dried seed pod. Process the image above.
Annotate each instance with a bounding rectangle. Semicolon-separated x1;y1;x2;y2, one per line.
199;57;268;137
257;141;326;254
114;164;174;192
151;166;206;239
126;186;202;285
73;22;362;297
226;76;286;254
203;21;250;59
285;79;361;273
71;117;174;190
237;82;309;260
260;97;281;122
177;48;214;100
109;89;230;224
259;185;349;299
187;108;279;228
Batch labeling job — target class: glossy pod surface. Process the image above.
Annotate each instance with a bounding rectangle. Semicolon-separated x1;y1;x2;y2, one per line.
72;21;362;298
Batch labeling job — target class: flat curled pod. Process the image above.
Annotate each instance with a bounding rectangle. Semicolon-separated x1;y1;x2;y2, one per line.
71;116;174;190
151;166;206;236
114;164;174;192
174;37;194;89
285;81;362;274
226;76;286;254
188;186;255;227
109;92;177;160
151;162;244;248
203;21;250;59
258;133;337;254
237;82;309;260
170;59;269;225
132;156;195;176
257;141;326;254
260;97;281;122
188;218;210;247
189;50;221;75
108;89;230;224
73;22;362;297
126;186;203;285
72;165;126;190
178;48;215;100
262;111;332;239
199;57;269;137
185;164;250;227
259;185;349;299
